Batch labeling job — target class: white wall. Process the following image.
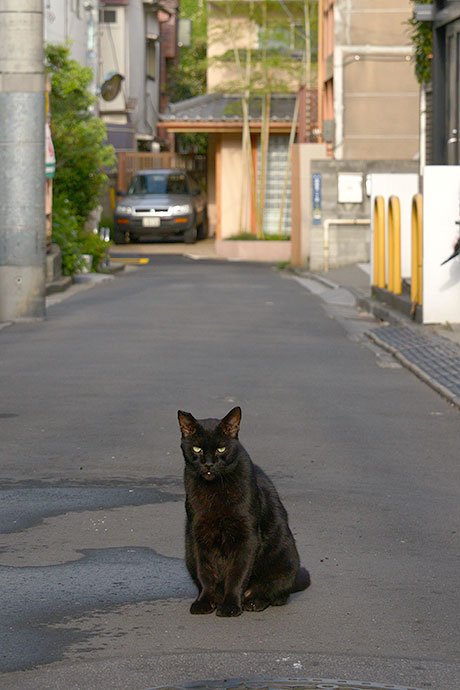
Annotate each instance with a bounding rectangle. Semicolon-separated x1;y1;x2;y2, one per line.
423;166;460;324
44;0;89;66
99;5;127;122
220;134;251;238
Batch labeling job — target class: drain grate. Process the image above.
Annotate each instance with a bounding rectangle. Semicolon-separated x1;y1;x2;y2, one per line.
150;679;424;690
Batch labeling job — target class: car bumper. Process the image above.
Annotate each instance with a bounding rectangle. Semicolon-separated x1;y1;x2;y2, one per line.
114;215;194;239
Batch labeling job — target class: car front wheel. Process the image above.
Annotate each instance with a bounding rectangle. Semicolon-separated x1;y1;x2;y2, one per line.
113;228;128;245
197;214;209;240
183;226;197;244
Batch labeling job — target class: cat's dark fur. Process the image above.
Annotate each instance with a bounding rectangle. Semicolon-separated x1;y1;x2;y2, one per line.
177;406;310;617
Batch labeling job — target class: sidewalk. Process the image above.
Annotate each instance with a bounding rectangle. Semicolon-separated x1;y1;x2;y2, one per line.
296;263;460;410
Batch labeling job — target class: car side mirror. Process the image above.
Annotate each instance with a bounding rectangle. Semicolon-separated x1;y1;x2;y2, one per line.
116;189;126;198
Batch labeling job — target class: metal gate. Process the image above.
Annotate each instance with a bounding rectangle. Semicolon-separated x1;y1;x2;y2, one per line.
257;135;291;236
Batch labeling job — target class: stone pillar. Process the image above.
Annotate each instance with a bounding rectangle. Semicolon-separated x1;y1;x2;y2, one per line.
0;0;46;321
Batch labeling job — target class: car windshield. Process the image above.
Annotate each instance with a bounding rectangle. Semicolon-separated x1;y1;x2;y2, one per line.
128;173;188;195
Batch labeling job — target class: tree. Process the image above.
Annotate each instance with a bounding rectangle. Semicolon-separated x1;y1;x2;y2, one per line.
167;0;208;154
209;0;317;237
46;44;116;274
46;44;116;222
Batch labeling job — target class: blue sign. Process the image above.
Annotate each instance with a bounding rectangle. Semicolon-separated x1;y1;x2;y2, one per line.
312;173;321;224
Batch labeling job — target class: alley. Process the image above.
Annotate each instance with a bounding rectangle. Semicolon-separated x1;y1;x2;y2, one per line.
1;256;459;690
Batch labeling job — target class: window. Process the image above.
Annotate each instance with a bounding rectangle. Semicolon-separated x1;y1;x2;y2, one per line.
257;22;304;55
100;9;117;24
72;0;81;19
147;39;157;79
128;173;188;195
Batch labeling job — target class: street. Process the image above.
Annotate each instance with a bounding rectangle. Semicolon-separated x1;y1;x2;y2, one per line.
1;254;459;690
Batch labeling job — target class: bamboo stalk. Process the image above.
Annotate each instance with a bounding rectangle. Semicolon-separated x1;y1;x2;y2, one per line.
278;93;299;236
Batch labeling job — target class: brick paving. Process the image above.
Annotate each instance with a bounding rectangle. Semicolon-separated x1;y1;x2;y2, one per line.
367;325;460;408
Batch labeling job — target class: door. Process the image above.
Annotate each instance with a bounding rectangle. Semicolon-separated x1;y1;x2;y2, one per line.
446;19;460;164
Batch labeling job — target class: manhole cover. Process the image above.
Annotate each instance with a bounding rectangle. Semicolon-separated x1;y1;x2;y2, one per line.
150;679;424;690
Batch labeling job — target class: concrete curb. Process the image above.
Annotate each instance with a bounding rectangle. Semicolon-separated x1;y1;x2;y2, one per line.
289;267;460;411
46;276;72;296
367;330;460;411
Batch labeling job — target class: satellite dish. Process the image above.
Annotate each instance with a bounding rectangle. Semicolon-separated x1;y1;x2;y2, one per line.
101;72;124;101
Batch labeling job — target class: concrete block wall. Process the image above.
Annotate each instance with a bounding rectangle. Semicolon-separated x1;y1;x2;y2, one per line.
309;159;419;272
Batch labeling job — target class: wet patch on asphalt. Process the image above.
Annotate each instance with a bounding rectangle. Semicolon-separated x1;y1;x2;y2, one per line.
0;547;194;673
150;681;424;690
0;485;183;534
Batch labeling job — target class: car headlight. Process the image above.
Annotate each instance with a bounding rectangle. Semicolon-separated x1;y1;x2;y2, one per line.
116;205;133;216
170;204;192;215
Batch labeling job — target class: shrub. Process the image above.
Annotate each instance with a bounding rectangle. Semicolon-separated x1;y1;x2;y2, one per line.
46;43;116;274
52;199;85;276
78;230;111;272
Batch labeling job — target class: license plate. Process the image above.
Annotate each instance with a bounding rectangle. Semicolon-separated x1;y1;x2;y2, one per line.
142;217;160;228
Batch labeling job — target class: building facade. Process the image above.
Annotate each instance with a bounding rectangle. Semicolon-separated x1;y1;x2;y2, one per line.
318;0;420;160
161;0;318;238
99;0;171;151
430;0;460;164
45;0;180;151
44;0;95;66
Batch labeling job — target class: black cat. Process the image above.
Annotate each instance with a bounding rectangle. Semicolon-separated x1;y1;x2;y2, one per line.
177;406;310;617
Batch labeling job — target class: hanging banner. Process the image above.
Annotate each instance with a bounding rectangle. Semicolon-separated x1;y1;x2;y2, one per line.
45;122;56;178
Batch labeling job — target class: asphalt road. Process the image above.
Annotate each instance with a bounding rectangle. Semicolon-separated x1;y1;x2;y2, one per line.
1;255;459;690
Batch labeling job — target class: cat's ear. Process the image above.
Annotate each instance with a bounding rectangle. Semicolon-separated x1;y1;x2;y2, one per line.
220;406;241;438
178;410;198;438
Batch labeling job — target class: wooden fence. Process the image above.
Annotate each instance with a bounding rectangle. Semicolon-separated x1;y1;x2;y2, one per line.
116;152;206;192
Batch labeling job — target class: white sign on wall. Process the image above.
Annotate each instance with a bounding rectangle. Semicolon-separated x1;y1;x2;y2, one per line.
423;166;460;324
338;173;363;204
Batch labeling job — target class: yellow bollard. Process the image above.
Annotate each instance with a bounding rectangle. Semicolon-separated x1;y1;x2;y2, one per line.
411;194;423;306
388;196;402;294
373;196;385;288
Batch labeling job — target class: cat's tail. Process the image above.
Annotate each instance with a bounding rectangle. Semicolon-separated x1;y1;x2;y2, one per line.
291;566;311;593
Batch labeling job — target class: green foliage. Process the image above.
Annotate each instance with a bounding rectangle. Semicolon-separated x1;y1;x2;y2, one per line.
407;0;433;84
167;0;208;154
99;216;115;233
79;231;111;272
277;260;291;269
46;44;116;223
168;40;207;103
209;0;314;94
51;200;85;276
46;43;116;274
52;199;111;276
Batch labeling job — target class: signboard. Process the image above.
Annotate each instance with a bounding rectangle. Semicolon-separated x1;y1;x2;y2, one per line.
45;123;55;178
312;173;322;224
338;172;363;203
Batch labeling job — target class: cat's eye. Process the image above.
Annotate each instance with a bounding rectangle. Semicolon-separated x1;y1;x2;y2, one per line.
192;446;202;453
216;447;226;454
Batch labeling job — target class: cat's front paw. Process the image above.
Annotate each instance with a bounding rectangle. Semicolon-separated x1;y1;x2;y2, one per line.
190;598;215;615
216;602;242;617
243;598;270;612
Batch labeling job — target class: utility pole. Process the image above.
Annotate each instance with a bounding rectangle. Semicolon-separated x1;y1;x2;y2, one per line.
0;0;46;321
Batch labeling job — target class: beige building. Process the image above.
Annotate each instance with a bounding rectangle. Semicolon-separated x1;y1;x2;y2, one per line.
319;0;420;160
161;0;317;239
